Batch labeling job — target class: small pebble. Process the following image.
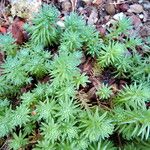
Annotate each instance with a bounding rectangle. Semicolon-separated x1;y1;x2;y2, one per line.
104;15;110;22
128;4;143;14
139;14;144;19
138;0;143;3
105;0;115;15
106;13;125;26
62;1;72;12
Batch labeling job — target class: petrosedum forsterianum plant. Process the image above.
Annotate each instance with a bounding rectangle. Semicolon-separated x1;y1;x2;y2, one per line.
131;56;150;82
114;82;150;110
49;50;84;87
98;41;126;68
96;83;113;100
64;12;86;32
60;29;83;52
107;16;132;39
80;108;114;142
1;2;150;150
89;140;117;150
114;108;150;140
0;45;51;87
24;4;60;46
124;138;150;150
9;132;28;150
60;12;103;57
82;25;103;57
0;33;18;56
1;55;32;86
38;105;114;148
0;103;30;138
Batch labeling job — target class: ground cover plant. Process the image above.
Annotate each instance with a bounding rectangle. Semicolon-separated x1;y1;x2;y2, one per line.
0;3;150;150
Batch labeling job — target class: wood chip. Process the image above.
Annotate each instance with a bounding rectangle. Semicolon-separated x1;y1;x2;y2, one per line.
93;0;103;6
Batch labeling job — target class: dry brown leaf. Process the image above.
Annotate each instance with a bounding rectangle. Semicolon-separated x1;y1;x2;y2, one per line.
87;87;97;99
9;17;26;44
77;91;92;109
82;58;92;73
